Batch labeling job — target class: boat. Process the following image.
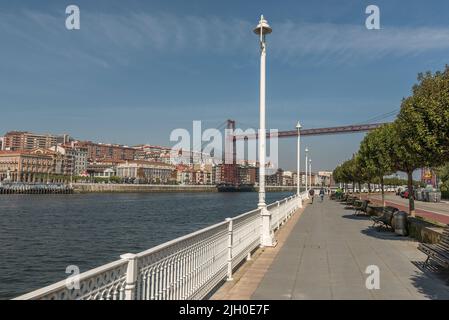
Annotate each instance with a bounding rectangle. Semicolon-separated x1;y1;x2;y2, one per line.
217;183;255;192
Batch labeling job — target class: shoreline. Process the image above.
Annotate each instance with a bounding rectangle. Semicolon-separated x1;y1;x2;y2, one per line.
72;183;298;193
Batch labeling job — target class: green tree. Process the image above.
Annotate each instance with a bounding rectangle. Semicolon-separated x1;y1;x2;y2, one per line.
358;124;394;206
394;67;449;214
384;121;422;216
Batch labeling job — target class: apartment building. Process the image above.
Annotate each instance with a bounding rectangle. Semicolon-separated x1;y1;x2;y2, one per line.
75;141;136;162
3;131;69;151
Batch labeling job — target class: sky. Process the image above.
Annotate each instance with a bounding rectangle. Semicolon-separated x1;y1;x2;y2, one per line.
1;0;449;172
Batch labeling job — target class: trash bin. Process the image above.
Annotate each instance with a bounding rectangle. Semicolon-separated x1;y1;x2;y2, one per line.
393;211;408;236
428;191;441;203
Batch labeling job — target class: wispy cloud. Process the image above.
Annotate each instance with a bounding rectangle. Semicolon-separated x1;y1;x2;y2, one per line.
273;21;449;65
1;10;449;69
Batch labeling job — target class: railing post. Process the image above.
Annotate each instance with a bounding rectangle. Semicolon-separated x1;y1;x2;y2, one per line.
226;218;233;281
120;253;138;300
277;201;281;229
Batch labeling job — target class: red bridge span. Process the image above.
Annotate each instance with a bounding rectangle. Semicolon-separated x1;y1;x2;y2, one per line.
233;122;388;139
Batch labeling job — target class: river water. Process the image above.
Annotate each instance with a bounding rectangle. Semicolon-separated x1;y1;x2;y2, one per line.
0;191;293;299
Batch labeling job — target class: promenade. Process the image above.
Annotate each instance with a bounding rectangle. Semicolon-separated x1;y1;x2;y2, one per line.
214;197;449;300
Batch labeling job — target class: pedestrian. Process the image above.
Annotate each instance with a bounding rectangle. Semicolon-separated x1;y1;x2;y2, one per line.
319;187;325;202
309;188;315;203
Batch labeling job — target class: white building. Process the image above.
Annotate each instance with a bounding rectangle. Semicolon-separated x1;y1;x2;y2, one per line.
116;161;175;184
317;171;333;186
54;144;88;176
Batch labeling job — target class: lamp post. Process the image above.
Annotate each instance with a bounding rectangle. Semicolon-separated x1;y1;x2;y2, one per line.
254;15;275;247
305;147;309;198
296;121;302;208
309;158;312;190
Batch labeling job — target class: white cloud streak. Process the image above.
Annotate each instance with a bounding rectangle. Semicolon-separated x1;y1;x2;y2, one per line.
1;11;449;68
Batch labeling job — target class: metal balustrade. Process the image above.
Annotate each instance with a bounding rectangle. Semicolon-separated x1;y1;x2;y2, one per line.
14;192;308;300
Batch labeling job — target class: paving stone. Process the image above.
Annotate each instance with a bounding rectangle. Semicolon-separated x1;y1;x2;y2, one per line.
251;198;449;300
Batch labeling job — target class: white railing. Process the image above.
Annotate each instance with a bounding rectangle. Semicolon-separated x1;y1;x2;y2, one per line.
14;192;308;300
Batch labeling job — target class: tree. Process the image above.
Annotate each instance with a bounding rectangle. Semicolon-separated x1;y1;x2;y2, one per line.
394;67;449;215
435;162;449;193
358;124;394;206
383;121;422;216
404;67;449;161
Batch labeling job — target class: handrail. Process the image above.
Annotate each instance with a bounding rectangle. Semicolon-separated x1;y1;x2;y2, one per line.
14;192;307;300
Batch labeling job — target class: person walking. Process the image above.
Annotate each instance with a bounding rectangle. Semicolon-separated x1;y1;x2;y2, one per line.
309;188;315;203
319;187;325;202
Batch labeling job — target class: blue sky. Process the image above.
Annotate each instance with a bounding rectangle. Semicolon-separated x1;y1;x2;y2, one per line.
1;0;449;171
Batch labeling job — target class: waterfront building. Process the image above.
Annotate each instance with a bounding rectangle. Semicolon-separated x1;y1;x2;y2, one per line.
54;144;88;176
116;160;175;184
87;162;118;179
237;165;257;185
317;171;333;187
75;141;136;162
282;171;294;186
192;164;214;185
175;164;193;185
266;168;283;186
3;131;70;151
0;148;71;182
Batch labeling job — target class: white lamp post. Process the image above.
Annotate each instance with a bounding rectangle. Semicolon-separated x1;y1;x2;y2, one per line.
309;158;312;190
254;15;275;247
305;147;309;198
296;121;302;208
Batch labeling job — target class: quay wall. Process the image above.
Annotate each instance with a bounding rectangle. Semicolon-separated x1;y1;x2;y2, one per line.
72;183;218;193
72;184;299;193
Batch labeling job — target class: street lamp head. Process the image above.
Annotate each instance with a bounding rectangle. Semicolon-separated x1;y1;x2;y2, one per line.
253;15;272;35
305;147;309;153
296;121;302;130
309;158;312;163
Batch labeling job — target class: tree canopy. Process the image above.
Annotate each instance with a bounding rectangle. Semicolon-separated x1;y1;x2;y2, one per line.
333;66;449;215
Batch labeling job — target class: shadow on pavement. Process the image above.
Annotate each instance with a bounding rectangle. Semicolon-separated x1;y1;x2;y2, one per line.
360;226;415;242
410;261;449;299
341;214;371;221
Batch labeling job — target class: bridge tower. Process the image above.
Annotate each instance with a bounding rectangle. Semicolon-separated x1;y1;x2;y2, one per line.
222;119;238;185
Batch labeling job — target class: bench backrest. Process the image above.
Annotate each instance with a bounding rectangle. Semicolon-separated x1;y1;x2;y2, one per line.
362;200;370;211
440;226;449;248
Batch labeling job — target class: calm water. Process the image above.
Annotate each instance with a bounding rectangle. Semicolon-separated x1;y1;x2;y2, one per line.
0;191;293;299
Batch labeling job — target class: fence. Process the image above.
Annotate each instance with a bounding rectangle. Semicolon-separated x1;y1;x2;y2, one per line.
14;192;308;300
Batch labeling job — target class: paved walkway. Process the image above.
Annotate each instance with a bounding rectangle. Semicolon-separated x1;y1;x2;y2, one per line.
250;198;449;300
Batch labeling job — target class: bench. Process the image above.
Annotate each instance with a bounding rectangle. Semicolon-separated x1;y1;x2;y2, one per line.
354;200;370;215
345;196;358;206
418;226;449;272
371;206;399;230
339;194;349;203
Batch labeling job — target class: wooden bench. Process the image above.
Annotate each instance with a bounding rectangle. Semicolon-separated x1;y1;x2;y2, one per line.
418;226;449;272
354;200;370;215
340;194;349;203
371;206;399;230
346;197;357;206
